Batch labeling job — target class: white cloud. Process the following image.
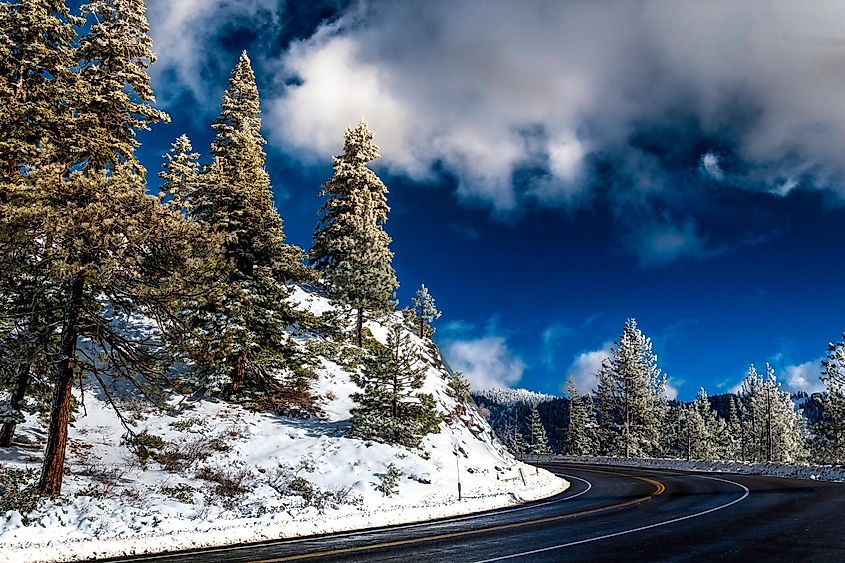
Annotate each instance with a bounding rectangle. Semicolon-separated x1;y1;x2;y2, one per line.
783;360;824;394
264;0;845;213
664;377;681;401
563;342;612;394
443;336;525;391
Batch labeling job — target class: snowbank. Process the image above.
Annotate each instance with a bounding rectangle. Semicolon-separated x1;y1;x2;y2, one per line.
0;286;567;562
537;454;845;482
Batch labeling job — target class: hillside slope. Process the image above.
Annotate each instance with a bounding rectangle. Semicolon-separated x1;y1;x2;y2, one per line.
0;284;566;562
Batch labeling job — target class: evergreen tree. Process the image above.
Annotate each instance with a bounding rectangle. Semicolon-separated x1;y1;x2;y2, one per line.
188;52;312;397
527;405;551;454
0;0;80;447
412;284;441;339
738;363;807;463
724;396;743;460
814;338;845;463
687;388;723;460
0;0;79;178
75;0;168;169
1;0;224;495
593;318;668;458
350;323;441;448
158;134;200;217
563;376;593;455
310;121;398;346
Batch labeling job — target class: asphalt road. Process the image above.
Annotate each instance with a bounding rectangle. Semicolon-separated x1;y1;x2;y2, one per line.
104;462;845;562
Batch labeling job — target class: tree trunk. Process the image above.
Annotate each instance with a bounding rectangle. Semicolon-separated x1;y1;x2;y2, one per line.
225;352;246;397
419;320;424;340
39;274;84;495
0;365;31;447
356;307;363;347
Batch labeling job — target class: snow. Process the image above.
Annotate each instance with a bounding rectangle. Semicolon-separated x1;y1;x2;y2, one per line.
0;285;567;562
542;454;845;482
472;388;557;407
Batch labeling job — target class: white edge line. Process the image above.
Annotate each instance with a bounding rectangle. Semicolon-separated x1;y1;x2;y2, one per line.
472;474;751;563
120;471;591;560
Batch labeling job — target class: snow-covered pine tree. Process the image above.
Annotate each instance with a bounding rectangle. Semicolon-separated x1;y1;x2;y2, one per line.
350;323;441;448
0;0;79;177
76;0;168;170
815;338;845;463
17;0;225;495
188;52;312;398
158;134;200;218
563;376;594;455
739;364;807;463
310;121;398;347
0;0;79;448
594;318;668;458
724;396;743;460
687;388;723;460
412;284;441;339
527;405;551;454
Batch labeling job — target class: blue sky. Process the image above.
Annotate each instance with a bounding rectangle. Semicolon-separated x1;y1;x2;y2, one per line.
133;0;845;400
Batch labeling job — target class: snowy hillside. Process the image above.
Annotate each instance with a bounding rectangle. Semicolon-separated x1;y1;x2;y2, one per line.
0;285;566;562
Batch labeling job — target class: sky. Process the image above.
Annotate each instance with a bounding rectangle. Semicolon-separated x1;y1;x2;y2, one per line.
131;0;845;400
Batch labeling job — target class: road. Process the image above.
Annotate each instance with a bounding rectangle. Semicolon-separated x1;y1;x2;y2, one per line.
103;462;845;562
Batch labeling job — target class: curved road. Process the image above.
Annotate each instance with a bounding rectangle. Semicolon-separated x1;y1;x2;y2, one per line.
105;463;845;562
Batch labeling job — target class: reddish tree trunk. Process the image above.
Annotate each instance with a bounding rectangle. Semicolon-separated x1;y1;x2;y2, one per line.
39;274;84;495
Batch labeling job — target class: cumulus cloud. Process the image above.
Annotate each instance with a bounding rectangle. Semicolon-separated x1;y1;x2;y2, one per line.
563;342;612;394
267;0;845;213
443;336;525;391
783;360;824;394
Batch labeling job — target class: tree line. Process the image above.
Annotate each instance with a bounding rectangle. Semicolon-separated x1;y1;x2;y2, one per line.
485;318;845;466
0;0;447;496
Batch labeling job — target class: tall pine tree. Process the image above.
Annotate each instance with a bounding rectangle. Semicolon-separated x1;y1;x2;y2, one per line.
310;121;398;346
594;318;668;458
189;52;312;397
563;376;594;456
814;338;845;463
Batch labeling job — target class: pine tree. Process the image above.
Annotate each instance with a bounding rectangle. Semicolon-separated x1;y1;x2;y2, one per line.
563;376;593;455
310;121;398;346
724;396;743;460
527;405;551;454
158;134;200;217
412;284;441;339
687;388;723;460
350;323;441;448
738;363;807;463
0;0;80;178
75;0;168;170
593;318;668;458
7;0;225;495
814;338;845;463
188;52;312;397
0;0;80;448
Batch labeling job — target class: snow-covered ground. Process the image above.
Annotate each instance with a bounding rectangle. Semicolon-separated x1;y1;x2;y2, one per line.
539;454;845;482
0;286;566;563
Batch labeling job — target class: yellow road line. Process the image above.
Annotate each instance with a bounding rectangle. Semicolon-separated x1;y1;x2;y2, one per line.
250;471;665;563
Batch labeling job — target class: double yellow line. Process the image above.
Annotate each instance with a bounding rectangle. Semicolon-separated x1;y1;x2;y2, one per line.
251;469;666;563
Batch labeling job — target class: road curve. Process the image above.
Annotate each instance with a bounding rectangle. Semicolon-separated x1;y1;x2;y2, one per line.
100;463;845;563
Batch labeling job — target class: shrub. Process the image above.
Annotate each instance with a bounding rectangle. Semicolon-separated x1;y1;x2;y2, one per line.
376;463;401;497
0;467;42;521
